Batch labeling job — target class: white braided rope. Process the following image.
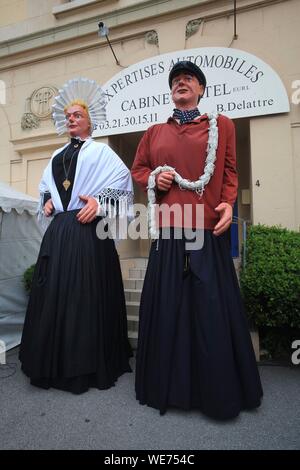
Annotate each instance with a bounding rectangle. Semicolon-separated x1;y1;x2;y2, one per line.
147;112;218;239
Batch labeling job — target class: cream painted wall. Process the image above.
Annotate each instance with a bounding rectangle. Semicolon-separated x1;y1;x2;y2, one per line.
0;112;11;183
250;114;296;229
0;0;299;234
0;0;146;41
291;125;300;231
0;0;26;28
1;34;159;196
0;74;13;183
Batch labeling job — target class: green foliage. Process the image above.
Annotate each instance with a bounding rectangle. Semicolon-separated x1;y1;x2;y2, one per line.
240;224;300;329
23;264;36;293
259;326;300;361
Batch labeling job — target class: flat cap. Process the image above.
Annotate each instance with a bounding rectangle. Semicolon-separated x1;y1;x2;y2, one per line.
169;61;206;89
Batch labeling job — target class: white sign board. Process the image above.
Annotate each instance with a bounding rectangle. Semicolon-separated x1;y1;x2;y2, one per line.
94;47;290;137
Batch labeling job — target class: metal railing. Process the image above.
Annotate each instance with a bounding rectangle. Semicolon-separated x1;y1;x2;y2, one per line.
232;216;251;269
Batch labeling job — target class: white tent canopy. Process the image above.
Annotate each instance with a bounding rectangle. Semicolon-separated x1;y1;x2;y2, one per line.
0;181;42;352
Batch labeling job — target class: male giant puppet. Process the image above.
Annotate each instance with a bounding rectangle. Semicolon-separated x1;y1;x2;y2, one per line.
132;61;263;420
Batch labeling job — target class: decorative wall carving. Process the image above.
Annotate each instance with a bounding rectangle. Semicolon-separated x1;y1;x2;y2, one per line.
30;86;58;119
186;19;202;39
145;30;158;45
21;113;40;130
21;86;58;130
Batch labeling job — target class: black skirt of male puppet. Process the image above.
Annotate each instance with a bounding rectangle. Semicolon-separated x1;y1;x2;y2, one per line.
19;211;132;393
135;229;263;419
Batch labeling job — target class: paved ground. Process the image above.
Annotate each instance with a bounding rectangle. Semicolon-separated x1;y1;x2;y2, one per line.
0;347;299;450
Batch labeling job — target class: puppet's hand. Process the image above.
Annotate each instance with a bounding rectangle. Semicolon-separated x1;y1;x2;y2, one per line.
156;171;175;191
44;198;54;217
213;202;233;236
77;195;99;224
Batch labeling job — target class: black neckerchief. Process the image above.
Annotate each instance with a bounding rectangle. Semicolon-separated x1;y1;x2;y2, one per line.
173;108;200;125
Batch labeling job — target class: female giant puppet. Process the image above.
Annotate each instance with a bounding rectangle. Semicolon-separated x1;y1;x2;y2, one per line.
20;78;133;393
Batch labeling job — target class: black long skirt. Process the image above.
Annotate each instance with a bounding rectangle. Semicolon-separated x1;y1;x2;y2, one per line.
19;210;132;394
135;229;263;419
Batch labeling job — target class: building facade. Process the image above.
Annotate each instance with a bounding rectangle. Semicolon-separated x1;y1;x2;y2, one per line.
0;0;299;259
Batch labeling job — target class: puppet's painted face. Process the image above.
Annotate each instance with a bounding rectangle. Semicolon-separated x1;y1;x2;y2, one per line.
171;72;204;109
65;104;91;139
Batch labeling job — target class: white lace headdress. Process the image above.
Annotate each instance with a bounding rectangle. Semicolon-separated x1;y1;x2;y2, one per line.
52;77;107;135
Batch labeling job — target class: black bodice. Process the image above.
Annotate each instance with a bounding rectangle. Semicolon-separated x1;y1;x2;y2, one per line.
52;138;85;211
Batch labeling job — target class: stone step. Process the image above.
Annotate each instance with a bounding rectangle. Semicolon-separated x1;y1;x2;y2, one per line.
126;301;140;316
125;289;142;302
123;278;144;290
130;258;148;268
233;257;241;280
127;314;139;332
128;268;146;279
250;329;260;362
120;257;148;268
128;330;138;349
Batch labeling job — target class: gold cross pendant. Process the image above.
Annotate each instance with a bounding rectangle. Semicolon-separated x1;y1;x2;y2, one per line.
63;179;71;191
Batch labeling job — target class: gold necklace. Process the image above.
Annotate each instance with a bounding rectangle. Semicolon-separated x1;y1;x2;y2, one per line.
62;143;79;191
